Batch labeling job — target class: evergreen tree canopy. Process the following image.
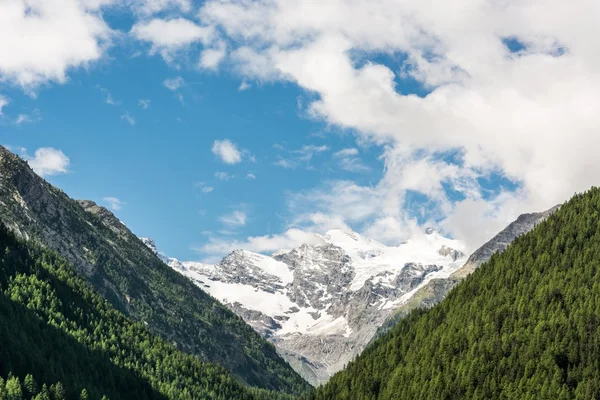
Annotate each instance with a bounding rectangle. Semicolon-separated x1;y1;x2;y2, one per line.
309;187;600;400
0;222;299;400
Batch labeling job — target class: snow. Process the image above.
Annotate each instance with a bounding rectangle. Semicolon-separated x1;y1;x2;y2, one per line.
239;250;294;284
323;228;466;290
144;227;467;340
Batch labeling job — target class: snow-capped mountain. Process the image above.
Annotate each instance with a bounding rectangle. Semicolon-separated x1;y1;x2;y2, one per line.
142;228;466;386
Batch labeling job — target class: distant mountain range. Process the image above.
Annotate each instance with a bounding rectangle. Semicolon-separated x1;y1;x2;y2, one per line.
0;143;565;398
145;207;556;385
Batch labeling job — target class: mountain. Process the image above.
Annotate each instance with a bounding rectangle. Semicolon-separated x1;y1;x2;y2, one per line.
378;205;559;334
0;146;309;395
0;222;295;400
308;188;600;399
146;228;466;386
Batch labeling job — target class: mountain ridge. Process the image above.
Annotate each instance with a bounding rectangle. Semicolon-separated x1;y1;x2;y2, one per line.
0;145;309;395
146;226;467;386
308;188;600;399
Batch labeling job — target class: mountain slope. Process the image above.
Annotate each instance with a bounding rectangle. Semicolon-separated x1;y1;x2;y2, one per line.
150;228;466;385
0;146;308;395
0;222;295;400
378;205;559;334
309;188;600;399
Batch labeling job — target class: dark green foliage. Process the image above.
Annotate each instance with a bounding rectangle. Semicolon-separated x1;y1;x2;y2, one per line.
309;187;600;400
0;223;296;400
0;147;309;395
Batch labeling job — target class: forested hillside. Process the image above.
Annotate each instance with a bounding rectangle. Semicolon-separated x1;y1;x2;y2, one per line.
0;223;296;400
309;187;600;399
0;146;309;395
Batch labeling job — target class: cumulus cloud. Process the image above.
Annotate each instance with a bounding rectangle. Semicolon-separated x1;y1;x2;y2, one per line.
212;139;242;164
131;18;213;62
199;45;227;70
189;0;600;252
0;0;112;89
25;147;70;177
129;0;191;15
103;196;125;211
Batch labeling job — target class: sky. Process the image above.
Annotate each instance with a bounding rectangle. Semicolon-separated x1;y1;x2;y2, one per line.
1;0;598;263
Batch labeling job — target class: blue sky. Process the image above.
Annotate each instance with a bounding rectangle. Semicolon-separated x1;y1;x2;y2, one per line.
1;0;594;261
0;21;386;260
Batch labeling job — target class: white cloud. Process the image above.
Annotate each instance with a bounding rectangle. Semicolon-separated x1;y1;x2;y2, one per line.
246;173;256;179
0;95;9;115
198;228;323;255
129;0;191;15
238;81;251;91
139;99;151;109
212;139;242;164
334;148;359;158
0;0;112;89
98;86;120;106
103;196;125;211
131;18;213;62
199;46;227;70
214;171;233;181
192;0;600;252
219;210;247;227
163;76;185;91
274;143;329;169
333;147;370;172
202;186;214;193
25;147;70;177
121;112;136;125
15;114;31;125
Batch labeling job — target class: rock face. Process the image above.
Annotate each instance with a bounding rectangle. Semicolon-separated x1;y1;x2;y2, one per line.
150;228;467;386
0;146;309;394
378;205;560;335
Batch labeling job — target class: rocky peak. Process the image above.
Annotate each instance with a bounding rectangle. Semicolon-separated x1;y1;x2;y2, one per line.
76;199;129;239
162;227;467;386
140;237;159;255
424;227;438;235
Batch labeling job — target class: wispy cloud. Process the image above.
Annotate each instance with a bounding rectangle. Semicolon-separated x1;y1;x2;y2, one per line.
214;171;234;181
139;99;151;109
121;112;136;125
219;210;247;227
97;86;121;106
333;148;370;173
246;173;256;179
194;181;215;193
163;76;185;91
15;114;31;125
103;197;125;211
274;143;329;169
0;95;9;115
